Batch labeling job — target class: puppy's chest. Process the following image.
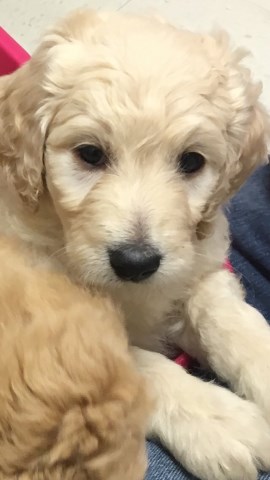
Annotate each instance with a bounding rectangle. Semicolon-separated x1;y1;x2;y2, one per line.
124;300;188;356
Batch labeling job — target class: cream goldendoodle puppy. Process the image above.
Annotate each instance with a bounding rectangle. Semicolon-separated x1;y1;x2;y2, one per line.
1;9;270;480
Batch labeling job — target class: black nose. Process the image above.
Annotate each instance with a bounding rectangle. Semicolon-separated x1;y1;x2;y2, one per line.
109;243;161;282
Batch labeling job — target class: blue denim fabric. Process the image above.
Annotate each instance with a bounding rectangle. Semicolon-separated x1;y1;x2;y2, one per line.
146;442;198;479
146;164;270;480
228;164;270;322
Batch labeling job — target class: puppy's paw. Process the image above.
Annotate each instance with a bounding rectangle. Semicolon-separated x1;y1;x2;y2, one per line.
187;397;270;480
152;380;270;480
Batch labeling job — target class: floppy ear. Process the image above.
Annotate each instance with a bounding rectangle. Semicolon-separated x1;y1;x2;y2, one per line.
0;34;61;208
218;32;269;185
0;9;99;208
0;62;45;208
197;34;269;239
227;98;269;197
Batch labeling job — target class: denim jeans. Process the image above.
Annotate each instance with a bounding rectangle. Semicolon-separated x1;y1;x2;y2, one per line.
146;165;270;480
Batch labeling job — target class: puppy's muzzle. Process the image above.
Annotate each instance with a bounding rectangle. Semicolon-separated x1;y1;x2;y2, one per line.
109;243;162;282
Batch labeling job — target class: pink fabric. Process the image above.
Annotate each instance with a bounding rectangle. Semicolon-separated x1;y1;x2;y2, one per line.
224;259;233;273
0;27;30;76
174;352;193;369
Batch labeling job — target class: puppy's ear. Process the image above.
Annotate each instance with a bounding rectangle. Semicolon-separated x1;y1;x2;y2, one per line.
197;34;269;239
228;98;269;197
219;33;269;194
0;9;99;208
0;60;47;208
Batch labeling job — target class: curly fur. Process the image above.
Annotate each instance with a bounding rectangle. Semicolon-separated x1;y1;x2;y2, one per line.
0;237;149;480
0;9;270;480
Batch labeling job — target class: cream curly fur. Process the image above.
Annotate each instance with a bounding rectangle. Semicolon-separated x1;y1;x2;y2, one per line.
0;9;270;480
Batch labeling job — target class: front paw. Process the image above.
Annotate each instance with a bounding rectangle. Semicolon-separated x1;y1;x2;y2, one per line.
151;380;270;480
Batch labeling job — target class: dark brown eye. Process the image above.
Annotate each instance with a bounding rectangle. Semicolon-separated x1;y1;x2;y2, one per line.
178;152;205;174
75;144;107;167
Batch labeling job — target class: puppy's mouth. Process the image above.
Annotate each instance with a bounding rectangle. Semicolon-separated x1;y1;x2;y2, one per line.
108;242;162;283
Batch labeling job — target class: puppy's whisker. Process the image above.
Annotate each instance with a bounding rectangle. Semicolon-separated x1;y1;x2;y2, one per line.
49;246;67;260
194;251;228;264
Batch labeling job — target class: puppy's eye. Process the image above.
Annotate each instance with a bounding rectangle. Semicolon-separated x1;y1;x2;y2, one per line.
178;152;205;174
74;144;107;168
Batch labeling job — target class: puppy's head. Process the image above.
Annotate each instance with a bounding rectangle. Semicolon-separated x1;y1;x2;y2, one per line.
0;10;268;292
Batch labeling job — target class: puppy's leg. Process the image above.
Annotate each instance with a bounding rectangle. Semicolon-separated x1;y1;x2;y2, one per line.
133;347;270;480
187;269;270;421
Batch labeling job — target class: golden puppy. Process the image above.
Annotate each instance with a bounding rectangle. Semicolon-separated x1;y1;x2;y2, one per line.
0;238;148;480
0;9;270;480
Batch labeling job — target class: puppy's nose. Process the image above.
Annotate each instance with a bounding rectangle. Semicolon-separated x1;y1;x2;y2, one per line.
109;244;161;282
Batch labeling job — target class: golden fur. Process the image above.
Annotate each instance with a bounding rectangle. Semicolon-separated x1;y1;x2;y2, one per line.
0;238;149;479
0;9;270;480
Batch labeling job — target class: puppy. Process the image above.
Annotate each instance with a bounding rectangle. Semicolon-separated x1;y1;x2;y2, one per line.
0;237;149;480
1;9;270;480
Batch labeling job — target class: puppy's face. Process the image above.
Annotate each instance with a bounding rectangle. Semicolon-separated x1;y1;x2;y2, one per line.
1;11;268;293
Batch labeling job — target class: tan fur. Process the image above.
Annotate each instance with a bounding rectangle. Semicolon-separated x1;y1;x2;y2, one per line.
0;238;149;480
0;9;270;480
